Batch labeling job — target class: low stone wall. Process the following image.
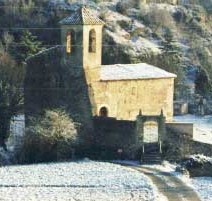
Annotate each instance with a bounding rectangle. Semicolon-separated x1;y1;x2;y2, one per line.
91;117;137;159
162;126;191;161
166;122;193;139
80;117;212;161
164;124;212;161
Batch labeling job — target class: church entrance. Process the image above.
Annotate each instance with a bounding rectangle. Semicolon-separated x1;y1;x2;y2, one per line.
99;107;108;117
136;111;166;163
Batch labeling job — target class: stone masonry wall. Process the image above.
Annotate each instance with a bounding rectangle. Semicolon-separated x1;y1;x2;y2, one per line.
92;117;138;159
90;78;175;121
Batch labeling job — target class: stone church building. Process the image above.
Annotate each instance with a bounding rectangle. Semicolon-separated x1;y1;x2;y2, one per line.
25;6;180;160
59;6;176;121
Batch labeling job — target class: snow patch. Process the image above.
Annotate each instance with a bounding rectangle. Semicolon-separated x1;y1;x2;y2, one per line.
173;115;212;145
190;177;212;201
101;63;176;81
0;161;161;201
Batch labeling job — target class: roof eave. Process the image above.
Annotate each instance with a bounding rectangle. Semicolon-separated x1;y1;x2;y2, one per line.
100;76;177;82
60;22;105;25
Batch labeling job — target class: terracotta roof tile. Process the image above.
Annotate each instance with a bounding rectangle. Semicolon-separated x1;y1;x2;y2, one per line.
59;6;105;25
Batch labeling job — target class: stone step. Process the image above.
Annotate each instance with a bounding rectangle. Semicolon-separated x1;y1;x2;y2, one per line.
142;153;162;164
142;159;162;164
144;147;159;153
143;152;160;155
143;156;161;160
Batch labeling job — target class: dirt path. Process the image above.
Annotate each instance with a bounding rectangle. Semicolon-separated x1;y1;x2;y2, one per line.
129;166;201;201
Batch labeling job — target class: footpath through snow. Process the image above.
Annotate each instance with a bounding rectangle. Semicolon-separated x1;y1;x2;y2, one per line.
141;161;212;201
115;160;212;201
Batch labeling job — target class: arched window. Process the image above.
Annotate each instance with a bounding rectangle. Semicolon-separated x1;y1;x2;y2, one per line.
99;107;108;117
89;29;96;53
66;30;75;54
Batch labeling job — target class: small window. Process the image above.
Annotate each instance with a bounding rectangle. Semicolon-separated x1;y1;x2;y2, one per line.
99;107;108;117
89;29;96;53
66;30;75;54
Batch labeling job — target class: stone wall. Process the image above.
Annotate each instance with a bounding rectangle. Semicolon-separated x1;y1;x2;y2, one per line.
163;126;212;161
89;117;208;161
163;127;192;161
90;78;175;121
166;122;193;138
92;117;138;159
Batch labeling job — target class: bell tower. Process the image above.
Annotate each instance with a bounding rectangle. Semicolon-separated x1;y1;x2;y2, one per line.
59;6;105;82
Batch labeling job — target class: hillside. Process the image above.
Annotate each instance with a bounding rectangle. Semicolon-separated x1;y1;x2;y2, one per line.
96;0;212;100
61;1;212;104
0;0;212;109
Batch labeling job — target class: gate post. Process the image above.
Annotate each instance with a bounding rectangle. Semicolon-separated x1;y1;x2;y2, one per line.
135;109;144;149
158;109;166;154
142;143;145;154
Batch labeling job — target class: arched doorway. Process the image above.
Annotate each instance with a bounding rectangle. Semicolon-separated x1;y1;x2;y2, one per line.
143;121;158;143
99;107;108;117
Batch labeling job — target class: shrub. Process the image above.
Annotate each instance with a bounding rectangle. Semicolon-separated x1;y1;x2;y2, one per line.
142;5;175;32
116;1;128;15
117;20;130;30
173;8;186;23
19;109;79;163
116;0;139;15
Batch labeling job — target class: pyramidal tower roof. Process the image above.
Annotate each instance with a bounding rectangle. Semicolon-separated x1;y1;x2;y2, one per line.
59;6;105;25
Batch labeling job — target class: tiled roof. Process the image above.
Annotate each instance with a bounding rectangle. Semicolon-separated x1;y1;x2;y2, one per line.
59;6;105;25
100;63;177;81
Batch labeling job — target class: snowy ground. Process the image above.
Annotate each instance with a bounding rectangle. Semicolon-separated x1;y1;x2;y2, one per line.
0;160;164;201
190;177;212;201
141;160;212;201
175;171;212;201
175;155;212;201
173;115;212;144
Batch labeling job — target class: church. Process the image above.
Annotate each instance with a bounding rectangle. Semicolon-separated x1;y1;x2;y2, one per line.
24;6;178;160
59;6;176;121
